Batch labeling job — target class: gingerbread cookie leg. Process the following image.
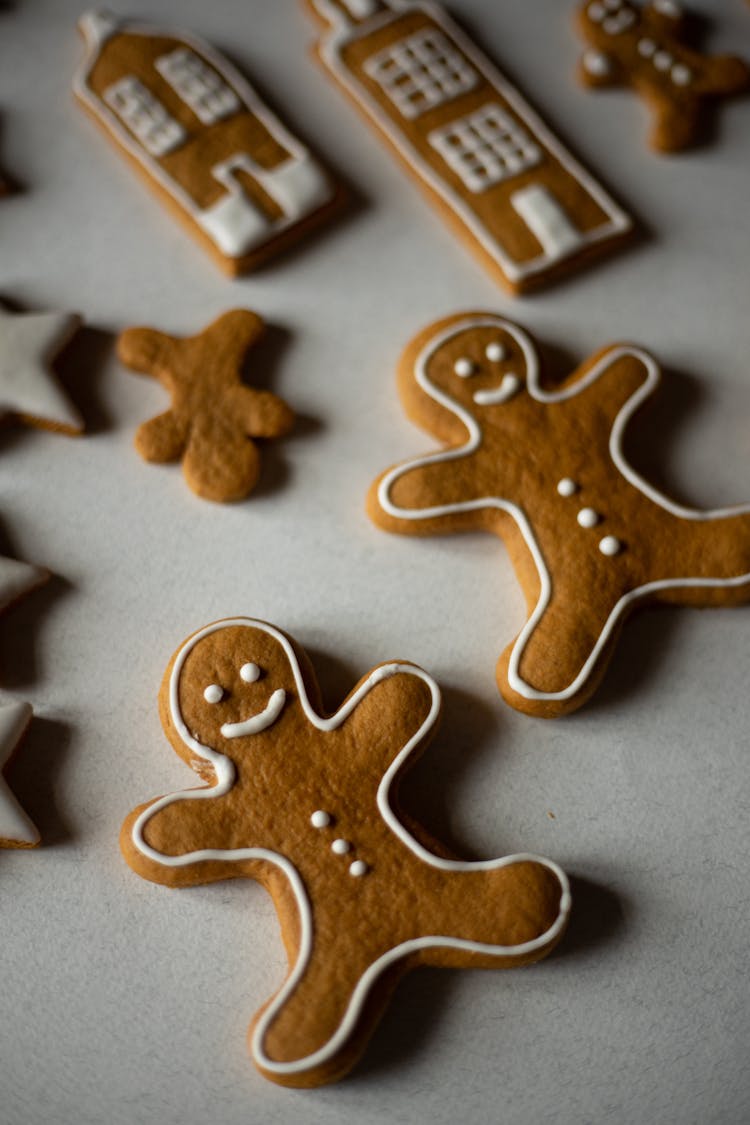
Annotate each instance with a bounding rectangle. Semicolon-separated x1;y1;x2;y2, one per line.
122;619;569;1084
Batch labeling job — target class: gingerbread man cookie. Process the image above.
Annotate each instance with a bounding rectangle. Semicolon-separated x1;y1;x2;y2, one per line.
121;618;569;1087
368;312;750;718
576;0;750;151
117;310;294;503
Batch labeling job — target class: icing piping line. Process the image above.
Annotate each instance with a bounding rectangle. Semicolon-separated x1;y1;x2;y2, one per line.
130;617;570;1075
377;315;750;703
73;16;334;254
316;1;631;282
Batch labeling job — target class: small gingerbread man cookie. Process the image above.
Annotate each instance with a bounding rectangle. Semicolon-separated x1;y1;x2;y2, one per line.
368;312;750;718
121;618;569;1087
576;0;750;151
117;310;294;502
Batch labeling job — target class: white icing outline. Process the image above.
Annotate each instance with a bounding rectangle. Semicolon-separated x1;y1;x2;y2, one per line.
311;0;632;284
74;13;334;259
131;617;570;1077
220;688;287;738
376;314;750;705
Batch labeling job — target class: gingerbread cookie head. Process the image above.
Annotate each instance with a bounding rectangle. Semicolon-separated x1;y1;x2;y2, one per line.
398;313;537;434
160;620;314;776
122;618;569;1085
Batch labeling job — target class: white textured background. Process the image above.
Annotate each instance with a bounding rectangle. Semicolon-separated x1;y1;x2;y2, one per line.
1;1;749;1122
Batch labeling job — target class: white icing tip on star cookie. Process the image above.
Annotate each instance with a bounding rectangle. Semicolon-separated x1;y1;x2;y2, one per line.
78;10;121;46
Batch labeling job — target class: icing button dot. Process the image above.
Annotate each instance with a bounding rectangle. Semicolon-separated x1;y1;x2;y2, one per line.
331;839;351;855
654;50;673;71
240;662;260;683
599;536;623;556
349;860;368;877
454;358;475;378
557;478;578;497
203;684;223;704
583;49;612;77
588;2;605;21
485;341;507;363
671;63;692;86
311;810;331;829
577;507;600;528
638;38;656;58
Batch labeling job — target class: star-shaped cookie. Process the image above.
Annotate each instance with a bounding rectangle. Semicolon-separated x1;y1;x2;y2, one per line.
368;311;750;718
118;310;294;502
0;305;84;434
0;699;39;847
121;618;569;1086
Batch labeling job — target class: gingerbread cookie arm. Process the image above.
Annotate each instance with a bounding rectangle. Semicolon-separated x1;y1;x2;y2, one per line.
370;448;494;536
117;326;175;377
229;386;295;439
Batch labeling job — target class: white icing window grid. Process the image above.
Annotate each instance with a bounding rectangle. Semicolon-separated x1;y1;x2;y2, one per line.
363;30;478;120
155;48;240;126
428;104;543;193
104;75;186;156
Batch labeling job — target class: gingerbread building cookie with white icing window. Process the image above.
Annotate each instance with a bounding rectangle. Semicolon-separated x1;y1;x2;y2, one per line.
121;617;569;1087
368;312;750;718
576;0;750;151
304;0;633;295
74;11;343;275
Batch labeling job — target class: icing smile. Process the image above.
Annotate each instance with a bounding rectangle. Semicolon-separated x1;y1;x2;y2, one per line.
220;689;287;738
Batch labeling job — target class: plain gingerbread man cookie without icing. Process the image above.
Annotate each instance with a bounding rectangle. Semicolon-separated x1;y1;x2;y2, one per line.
367;311;750;719
576;0;750;151
121;618;569;1087
117;309;294;503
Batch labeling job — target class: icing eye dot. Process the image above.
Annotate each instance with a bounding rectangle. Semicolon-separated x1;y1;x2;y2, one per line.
485;341;507;363
454;358;475;378
203;684;223;704
240;662;260;683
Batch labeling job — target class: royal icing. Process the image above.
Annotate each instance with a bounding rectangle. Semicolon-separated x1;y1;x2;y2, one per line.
219;688;286;738
0;306;83;434
74;12;336;268
307;0;632;292
127;618;570;1080
0;700;39;847
374;314;750;714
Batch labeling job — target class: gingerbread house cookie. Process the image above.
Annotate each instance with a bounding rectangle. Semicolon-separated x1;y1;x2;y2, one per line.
304;0;633;294
74;11;342;274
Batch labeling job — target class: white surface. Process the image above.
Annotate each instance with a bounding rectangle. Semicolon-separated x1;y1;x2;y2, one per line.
0;1;749;1122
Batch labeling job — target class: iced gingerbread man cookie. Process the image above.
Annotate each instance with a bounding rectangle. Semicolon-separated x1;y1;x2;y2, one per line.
576;0;750;151
121;618;569;1087
117;309;294;503
368;312;750;718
